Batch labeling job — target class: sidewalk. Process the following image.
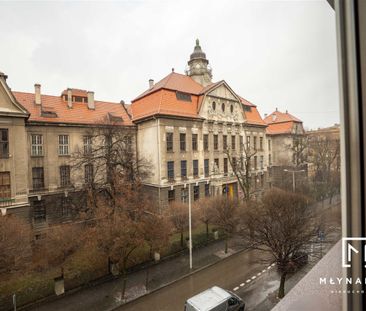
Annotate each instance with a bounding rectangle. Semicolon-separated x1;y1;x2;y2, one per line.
24;238;246;311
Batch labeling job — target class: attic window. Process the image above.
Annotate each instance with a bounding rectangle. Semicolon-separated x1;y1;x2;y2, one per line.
176;91;192;102
74;96;86;103
41;106;58;118
108;113;123;123
243;105;252;112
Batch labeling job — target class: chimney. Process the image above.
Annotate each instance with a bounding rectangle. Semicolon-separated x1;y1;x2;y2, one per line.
149;79;154;88
264;113;268;118
34;84;41;105
286;110;288;114
67;88;72;108
87;91;95;110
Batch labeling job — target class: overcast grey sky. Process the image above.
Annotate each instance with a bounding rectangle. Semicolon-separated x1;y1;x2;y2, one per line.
0;0;339;129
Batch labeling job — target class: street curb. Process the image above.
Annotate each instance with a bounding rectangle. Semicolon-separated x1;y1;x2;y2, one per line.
110;246;249;310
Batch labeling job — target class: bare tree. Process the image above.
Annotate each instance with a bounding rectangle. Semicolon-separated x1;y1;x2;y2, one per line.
210;196;241;254
35;223;85;279
0;214;31;277
195;197;215;240
290;134;309;168
71;117;150;211
225;139;257;201
169;202;190;248
309;136;340;203
242;188;321;298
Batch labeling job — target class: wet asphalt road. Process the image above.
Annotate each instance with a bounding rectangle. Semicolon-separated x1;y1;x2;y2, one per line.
117;248;273;311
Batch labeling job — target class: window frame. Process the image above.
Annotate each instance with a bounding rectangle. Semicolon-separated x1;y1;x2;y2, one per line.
58;134;70;156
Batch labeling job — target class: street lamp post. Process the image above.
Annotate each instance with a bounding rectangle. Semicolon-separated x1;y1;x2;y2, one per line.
188;183;193;270
283;169;305;192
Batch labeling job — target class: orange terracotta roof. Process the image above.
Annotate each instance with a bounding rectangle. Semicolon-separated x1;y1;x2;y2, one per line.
131;89;201;121
133;72;204;101
61;88;88;97
239;96;266;126
264;110;302;124
13;91;133;126
266;122;294;135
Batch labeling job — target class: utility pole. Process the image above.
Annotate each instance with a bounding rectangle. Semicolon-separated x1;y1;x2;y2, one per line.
283;169;305;192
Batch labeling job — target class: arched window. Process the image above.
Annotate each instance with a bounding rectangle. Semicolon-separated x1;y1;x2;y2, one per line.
222;103;225;112
212;102;216;110
230;104;234;113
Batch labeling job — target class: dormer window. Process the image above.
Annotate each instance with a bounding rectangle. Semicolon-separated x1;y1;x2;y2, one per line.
108;113;123;123
243;105;251;112
176;91;191;102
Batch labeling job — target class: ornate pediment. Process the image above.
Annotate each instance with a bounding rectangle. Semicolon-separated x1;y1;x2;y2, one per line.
199;81;245;123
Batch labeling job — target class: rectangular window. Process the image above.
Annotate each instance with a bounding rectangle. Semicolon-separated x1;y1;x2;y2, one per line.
260;155;264;169
260;174;264;188
204;159;209;177
223;135;227;150
231;135;236;150
192;134;198;151
176;91;192;102
260;137;263;150
0;129;9;158
180;133;186;151
232;157;237;171
33;200;46;223
60;165;71;187
32;167;44;190
268;139;271;151
205;184;210;197
214;135;218;150
61;197;71;217
31;134;43;156
181;188;188;203
224;158;228;174
203;134;209;151
253;136;257;150
166;132;173;152
247;136;250;149
168;189;175;202
269;154;272;166
85;164;93;184
83;136;92;155
214;158;219;170
0;172;11;199
58;135;69;155
193;185;199;201
254;156;258;170
167;161;174;180
181;160;187;179
193;159;199;177
240;136;243;151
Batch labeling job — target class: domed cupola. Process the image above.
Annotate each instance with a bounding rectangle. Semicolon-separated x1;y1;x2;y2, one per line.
186;39;212;86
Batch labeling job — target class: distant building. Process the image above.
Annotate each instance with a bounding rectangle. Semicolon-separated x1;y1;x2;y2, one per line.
264;109;306;190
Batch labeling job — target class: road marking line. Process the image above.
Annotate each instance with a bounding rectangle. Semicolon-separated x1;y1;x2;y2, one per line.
257;272;261;276
240;283;245;287
271;263;276;267
251;276;256;280
267;266;271;270
233;287;239;291
262;269;266;273
246;279;251;283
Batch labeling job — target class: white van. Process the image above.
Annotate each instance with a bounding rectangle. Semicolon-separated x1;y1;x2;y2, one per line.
184;286;245;311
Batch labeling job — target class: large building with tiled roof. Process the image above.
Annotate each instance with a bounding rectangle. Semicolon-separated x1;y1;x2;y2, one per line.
132;40;270;204
0;73;135;231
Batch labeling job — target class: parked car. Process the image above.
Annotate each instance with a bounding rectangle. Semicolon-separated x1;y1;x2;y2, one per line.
184;286;245;311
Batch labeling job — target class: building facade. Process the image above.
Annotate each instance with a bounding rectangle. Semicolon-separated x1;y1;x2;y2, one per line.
0;40;306;227
131;40;270;205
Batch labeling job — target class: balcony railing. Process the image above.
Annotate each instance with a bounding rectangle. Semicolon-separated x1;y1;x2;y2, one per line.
0;198;15;207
